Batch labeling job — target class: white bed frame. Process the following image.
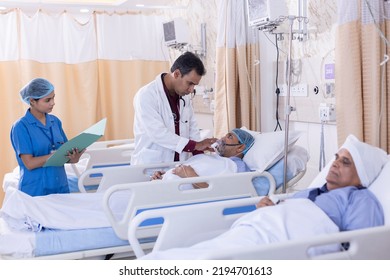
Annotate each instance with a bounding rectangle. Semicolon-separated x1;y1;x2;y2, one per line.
72;129;211;186
77;159;306;194
2;138;135;192
127;195;390;260
70;138;134;184
127;155;390;260
8;171;272;260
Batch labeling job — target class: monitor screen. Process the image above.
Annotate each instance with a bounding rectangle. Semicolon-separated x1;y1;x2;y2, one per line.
163;21;176;42
247;0;268;25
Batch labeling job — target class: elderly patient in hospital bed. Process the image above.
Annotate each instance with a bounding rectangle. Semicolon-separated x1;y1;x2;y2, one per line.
151;128;255;190
150;128;305;194
140;134;388;259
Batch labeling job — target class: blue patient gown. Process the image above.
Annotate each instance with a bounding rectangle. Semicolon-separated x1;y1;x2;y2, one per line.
293;185;384;231
10;110;70;196
229;156;251;172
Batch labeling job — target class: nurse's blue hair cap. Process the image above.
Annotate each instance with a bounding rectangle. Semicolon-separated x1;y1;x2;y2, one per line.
20;78;54;105
232;128;255;155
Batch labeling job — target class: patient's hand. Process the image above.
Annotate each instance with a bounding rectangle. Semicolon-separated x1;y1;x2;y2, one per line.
256;196;276;208
151;171;165;180
172;164;198;178
173;164;208;189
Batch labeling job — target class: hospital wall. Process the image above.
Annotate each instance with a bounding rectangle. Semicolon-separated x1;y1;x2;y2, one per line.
192;0;339;188
0;0;337;206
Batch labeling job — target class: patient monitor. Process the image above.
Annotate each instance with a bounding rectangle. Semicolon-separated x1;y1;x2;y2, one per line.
163;18;189;47
246;0;288;28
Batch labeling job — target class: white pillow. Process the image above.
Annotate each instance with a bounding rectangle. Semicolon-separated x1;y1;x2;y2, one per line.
366;157;390;224
309;155;390;224
308;160;332;189
241;128;302;172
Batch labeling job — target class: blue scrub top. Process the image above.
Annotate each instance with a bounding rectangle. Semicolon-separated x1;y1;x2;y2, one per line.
10;109;70;196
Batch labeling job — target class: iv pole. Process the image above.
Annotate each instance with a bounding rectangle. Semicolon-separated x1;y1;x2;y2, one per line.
281;16;295;194
254;1;308;193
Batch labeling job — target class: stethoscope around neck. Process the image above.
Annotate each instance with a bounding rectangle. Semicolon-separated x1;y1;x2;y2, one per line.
173;96;188;124
180;96;186;108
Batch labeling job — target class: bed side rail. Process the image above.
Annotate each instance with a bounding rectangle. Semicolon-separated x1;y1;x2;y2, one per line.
88;138;134;149
103;171;273;241
73;146;134;186
204;225;390;260
78;161;181;192
127;192;292;258
127;196;262;258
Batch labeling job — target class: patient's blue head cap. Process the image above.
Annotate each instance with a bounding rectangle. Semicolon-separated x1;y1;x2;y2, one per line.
20;78;54;105
232;128;255;155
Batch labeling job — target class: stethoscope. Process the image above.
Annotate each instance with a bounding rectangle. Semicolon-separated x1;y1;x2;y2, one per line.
172;96;188;124
179;88;196;107
39;126;60;153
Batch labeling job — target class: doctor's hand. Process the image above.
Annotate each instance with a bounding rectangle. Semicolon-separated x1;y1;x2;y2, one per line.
66;148;85;164
194;138;218;152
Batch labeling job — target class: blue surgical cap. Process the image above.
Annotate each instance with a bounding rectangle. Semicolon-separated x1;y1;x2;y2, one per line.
20;78;54;105
232;128;255;155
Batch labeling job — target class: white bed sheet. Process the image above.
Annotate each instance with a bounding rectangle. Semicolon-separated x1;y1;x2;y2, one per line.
134;156;390;260
77;145;309;194
140;198;339;260
0;138;308;259
0;168;266;259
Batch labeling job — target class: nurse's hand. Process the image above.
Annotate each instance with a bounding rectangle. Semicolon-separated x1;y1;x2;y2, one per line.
66;148;85;164
194;138;218;152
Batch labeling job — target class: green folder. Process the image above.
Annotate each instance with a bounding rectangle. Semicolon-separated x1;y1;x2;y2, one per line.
44;118;107;167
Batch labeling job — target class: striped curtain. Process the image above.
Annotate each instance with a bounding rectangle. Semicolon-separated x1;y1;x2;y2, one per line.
214;0;260;138
336;0;389;152
0;9;170;202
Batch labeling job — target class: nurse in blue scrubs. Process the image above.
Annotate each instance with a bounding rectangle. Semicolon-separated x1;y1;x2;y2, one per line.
10;78;84;196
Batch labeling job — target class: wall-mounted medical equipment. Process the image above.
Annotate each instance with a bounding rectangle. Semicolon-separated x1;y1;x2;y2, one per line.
320;48;335;98
246;0;288;28
247;0;308;41
163;18;207;58
319;103;336;123
163;18;190;48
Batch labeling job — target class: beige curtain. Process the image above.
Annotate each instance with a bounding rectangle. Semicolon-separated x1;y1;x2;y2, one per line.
336;0;389;152
214;0;260;138
0;10;169;205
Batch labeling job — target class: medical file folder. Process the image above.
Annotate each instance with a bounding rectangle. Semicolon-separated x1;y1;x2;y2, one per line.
44;118;107;167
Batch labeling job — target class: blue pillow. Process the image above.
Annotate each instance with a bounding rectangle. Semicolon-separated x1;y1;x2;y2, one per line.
251;158;293;196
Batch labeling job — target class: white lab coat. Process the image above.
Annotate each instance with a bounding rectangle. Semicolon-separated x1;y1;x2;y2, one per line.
131;74;201;165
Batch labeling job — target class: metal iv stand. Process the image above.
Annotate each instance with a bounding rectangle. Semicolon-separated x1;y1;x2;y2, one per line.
281;15;308;194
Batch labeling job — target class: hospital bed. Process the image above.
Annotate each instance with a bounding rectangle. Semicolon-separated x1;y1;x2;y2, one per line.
2;129;214;191
0;130;309;259
76;129;308;193
77;144;307;194
0;170;274;260
1;138;135;193
0;146;308;260
127;156;390;260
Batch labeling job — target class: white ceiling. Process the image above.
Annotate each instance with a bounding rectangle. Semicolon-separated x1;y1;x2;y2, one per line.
0;0;183;13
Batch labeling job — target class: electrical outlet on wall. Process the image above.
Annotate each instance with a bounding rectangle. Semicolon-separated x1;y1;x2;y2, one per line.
319;103;336;122
278;83;308;97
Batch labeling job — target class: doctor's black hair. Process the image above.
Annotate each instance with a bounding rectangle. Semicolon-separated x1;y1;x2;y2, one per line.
170;51;206;77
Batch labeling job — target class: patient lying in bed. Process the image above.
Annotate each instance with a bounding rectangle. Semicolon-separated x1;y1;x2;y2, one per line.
151;128;255;190
141;134;388;259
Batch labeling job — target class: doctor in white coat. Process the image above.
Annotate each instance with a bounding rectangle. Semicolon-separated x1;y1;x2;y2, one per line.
132;52;217;165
